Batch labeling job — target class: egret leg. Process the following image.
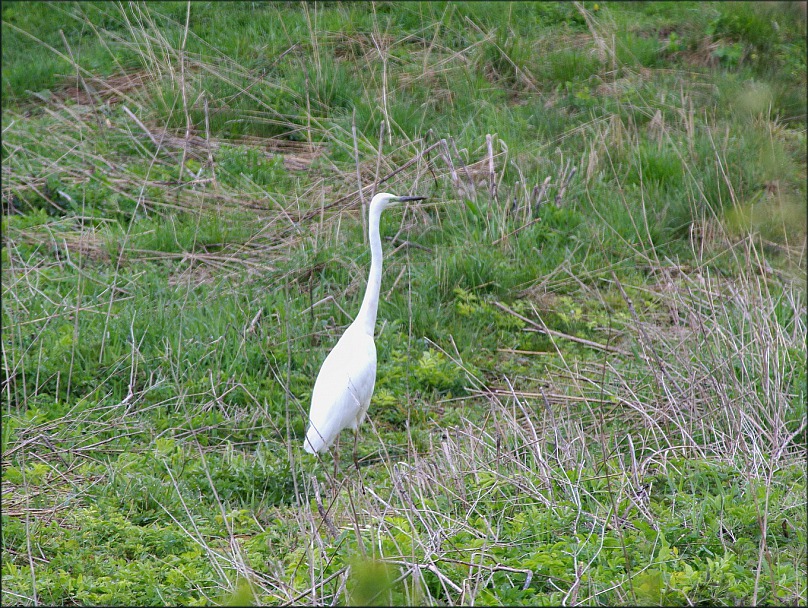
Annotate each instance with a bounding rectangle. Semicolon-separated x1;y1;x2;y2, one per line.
333;435;340;482
352;428;360;474
352;429;367;495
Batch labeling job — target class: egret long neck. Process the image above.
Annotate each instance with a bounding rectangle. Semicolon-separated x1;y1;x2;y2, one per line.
356;202;385;335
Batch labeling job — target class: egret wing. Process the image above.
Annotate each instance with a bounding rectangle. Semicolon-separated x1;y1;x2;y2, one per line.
305;326;377;452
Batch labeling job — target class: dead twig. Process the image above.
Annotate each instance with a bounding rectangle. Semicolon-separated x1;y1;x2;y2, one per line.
449;137;477;201
441;138;460;191
486;133;497;202
122;105;162;151
312;477;339;539
533;176;551;217
372;121;386;199
203;95;218;187
555;164;576;207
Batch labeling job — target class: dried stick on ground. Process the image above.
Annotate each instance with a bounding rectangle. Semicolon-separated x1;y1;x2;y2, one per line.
441;139;460;193
449;137;477;201
533;176;551;217
486;134;498;202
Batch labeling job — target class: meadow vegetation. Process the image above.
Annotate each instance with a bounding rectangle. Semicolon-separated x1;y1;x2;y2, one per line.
2;1;806;605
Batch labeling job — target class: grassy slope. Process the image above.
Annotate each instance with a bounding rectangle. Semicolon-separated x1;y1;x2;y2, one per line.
2;1;806;605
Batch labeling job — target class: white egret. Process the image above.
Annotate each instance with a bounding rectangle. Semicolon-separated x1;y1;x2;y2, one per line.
303;192;426;456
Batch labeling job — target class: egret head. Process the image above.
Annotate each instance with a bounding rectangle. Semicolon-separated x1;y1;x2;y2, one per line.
370;192;427;211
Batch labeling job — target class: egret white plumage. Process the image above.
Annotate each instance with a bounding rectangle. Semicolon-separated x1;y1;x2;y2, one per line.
303;192;426;455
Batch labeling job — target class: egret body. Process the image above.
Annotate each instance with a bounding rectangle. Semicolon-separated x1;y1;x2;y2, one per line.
303;192;426;454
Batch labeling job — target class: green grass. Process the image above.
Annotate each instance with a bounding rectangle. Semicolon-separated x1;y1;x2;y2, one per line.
2;1;806;605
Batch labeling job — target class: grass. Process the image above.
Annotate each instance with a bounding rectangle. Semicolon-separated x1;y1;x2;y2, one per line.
2;1;806;605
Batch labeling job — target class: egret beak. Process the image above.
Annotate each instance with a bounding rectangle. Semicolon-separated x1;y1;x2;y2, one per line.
396;195;427;202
